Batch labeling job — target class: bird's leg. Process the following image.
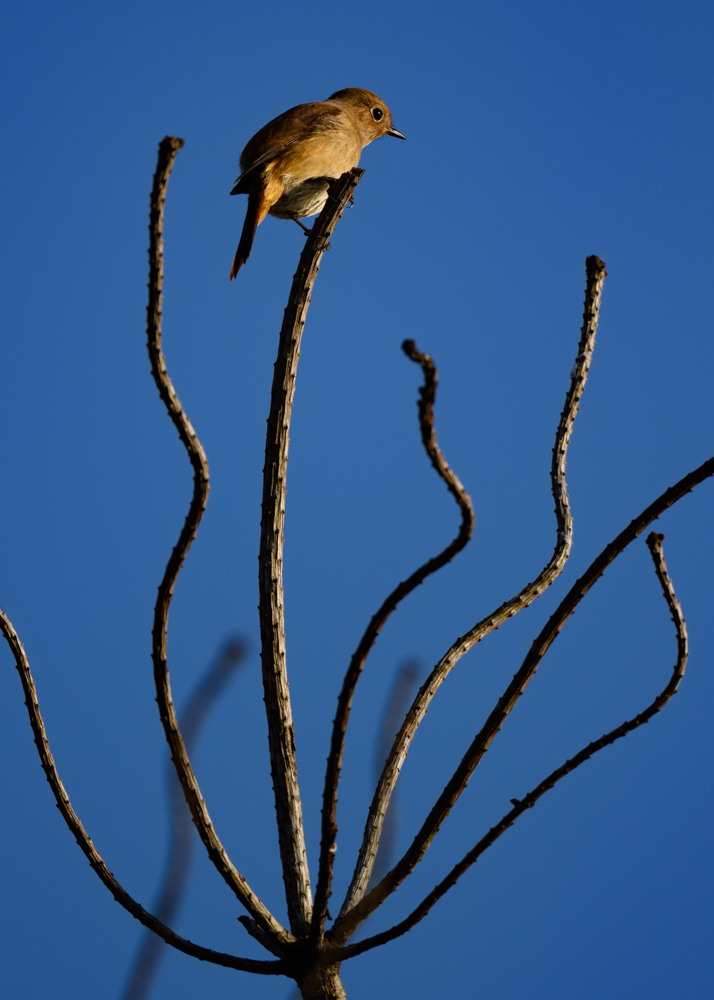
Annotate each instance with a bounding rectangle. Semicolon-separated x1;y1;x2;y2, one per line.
288;213;312;236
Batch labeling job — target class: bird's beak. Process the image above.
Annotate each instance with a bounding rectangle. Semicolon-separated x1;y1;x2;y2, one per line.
388;126;406;140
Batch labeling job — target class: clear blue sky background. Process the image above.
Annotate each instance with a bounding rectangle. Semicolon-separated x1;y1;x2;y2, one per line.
2;2;712;998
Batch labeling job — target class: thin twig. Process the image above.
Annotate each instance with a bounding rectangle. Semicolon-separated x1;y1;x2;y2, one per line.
311;340;475;940
334;256;607;932
258;169;365;935
338;531;690;958
0;610;284;975
121;640;247;1000
146;136;290;947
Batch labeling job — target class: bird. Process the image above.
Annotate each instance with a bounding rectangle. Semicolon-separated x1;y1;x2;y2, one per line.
229;88;405;279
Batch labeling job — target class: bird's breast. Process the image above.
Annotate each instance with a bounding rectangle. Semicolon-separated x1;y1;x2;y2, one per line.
267;130;362;220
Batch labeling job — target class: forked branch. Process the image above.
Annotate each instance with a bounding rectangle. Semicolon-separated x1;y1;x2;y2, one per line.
334;256;607;932
339;531;690;958
0;585;283;974
257;168;366;935
336;451;713;940
311;339;475;939
147;136;290;947
2;123;708;1000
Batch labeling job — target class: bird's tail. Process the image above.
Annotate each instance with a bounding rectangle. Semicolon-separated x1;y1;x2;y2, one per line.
230;189;266;280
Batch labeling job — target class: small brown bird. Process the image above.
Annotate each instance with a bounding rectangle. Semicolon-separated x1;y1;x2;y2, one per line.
229;88;405;279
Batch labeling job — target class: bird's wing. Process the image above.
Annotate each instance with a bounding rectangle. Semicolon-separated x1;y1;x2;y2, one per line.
230;103;344;194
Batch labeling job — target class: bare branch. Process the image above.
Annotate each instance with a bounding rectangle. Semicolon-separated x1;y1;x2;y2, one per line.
146;136;290;946
338;450;712;941
311;339;476;940
259;169;365;935
339;530;690;958
121;640;248;1000
335;256;607;930
0;610;284;975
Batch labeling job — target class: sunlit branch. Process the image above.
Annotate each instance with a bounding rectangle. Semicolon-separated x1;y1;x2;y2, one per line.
311;338;475;940
146;136;290;946
259;169;365;935
334;257;607;932
338;531;689;958
338;449;712;940
0;610;283;975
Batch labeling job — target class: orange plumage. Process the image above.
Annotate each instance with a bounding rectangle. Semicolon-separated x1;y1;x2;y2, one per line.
229;88;405;279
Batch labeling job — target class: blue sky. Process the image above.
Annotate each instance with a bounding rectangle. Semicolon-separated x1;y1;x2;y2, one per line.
2;2;713;998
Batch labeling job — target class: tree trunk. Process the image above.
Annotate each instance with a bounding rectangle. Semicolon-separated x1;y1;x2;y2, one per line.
297;962;347;1000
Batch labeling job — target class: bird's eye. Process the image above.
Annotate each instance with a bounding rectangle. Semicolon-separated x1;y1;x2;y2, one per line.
371;107;383;121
